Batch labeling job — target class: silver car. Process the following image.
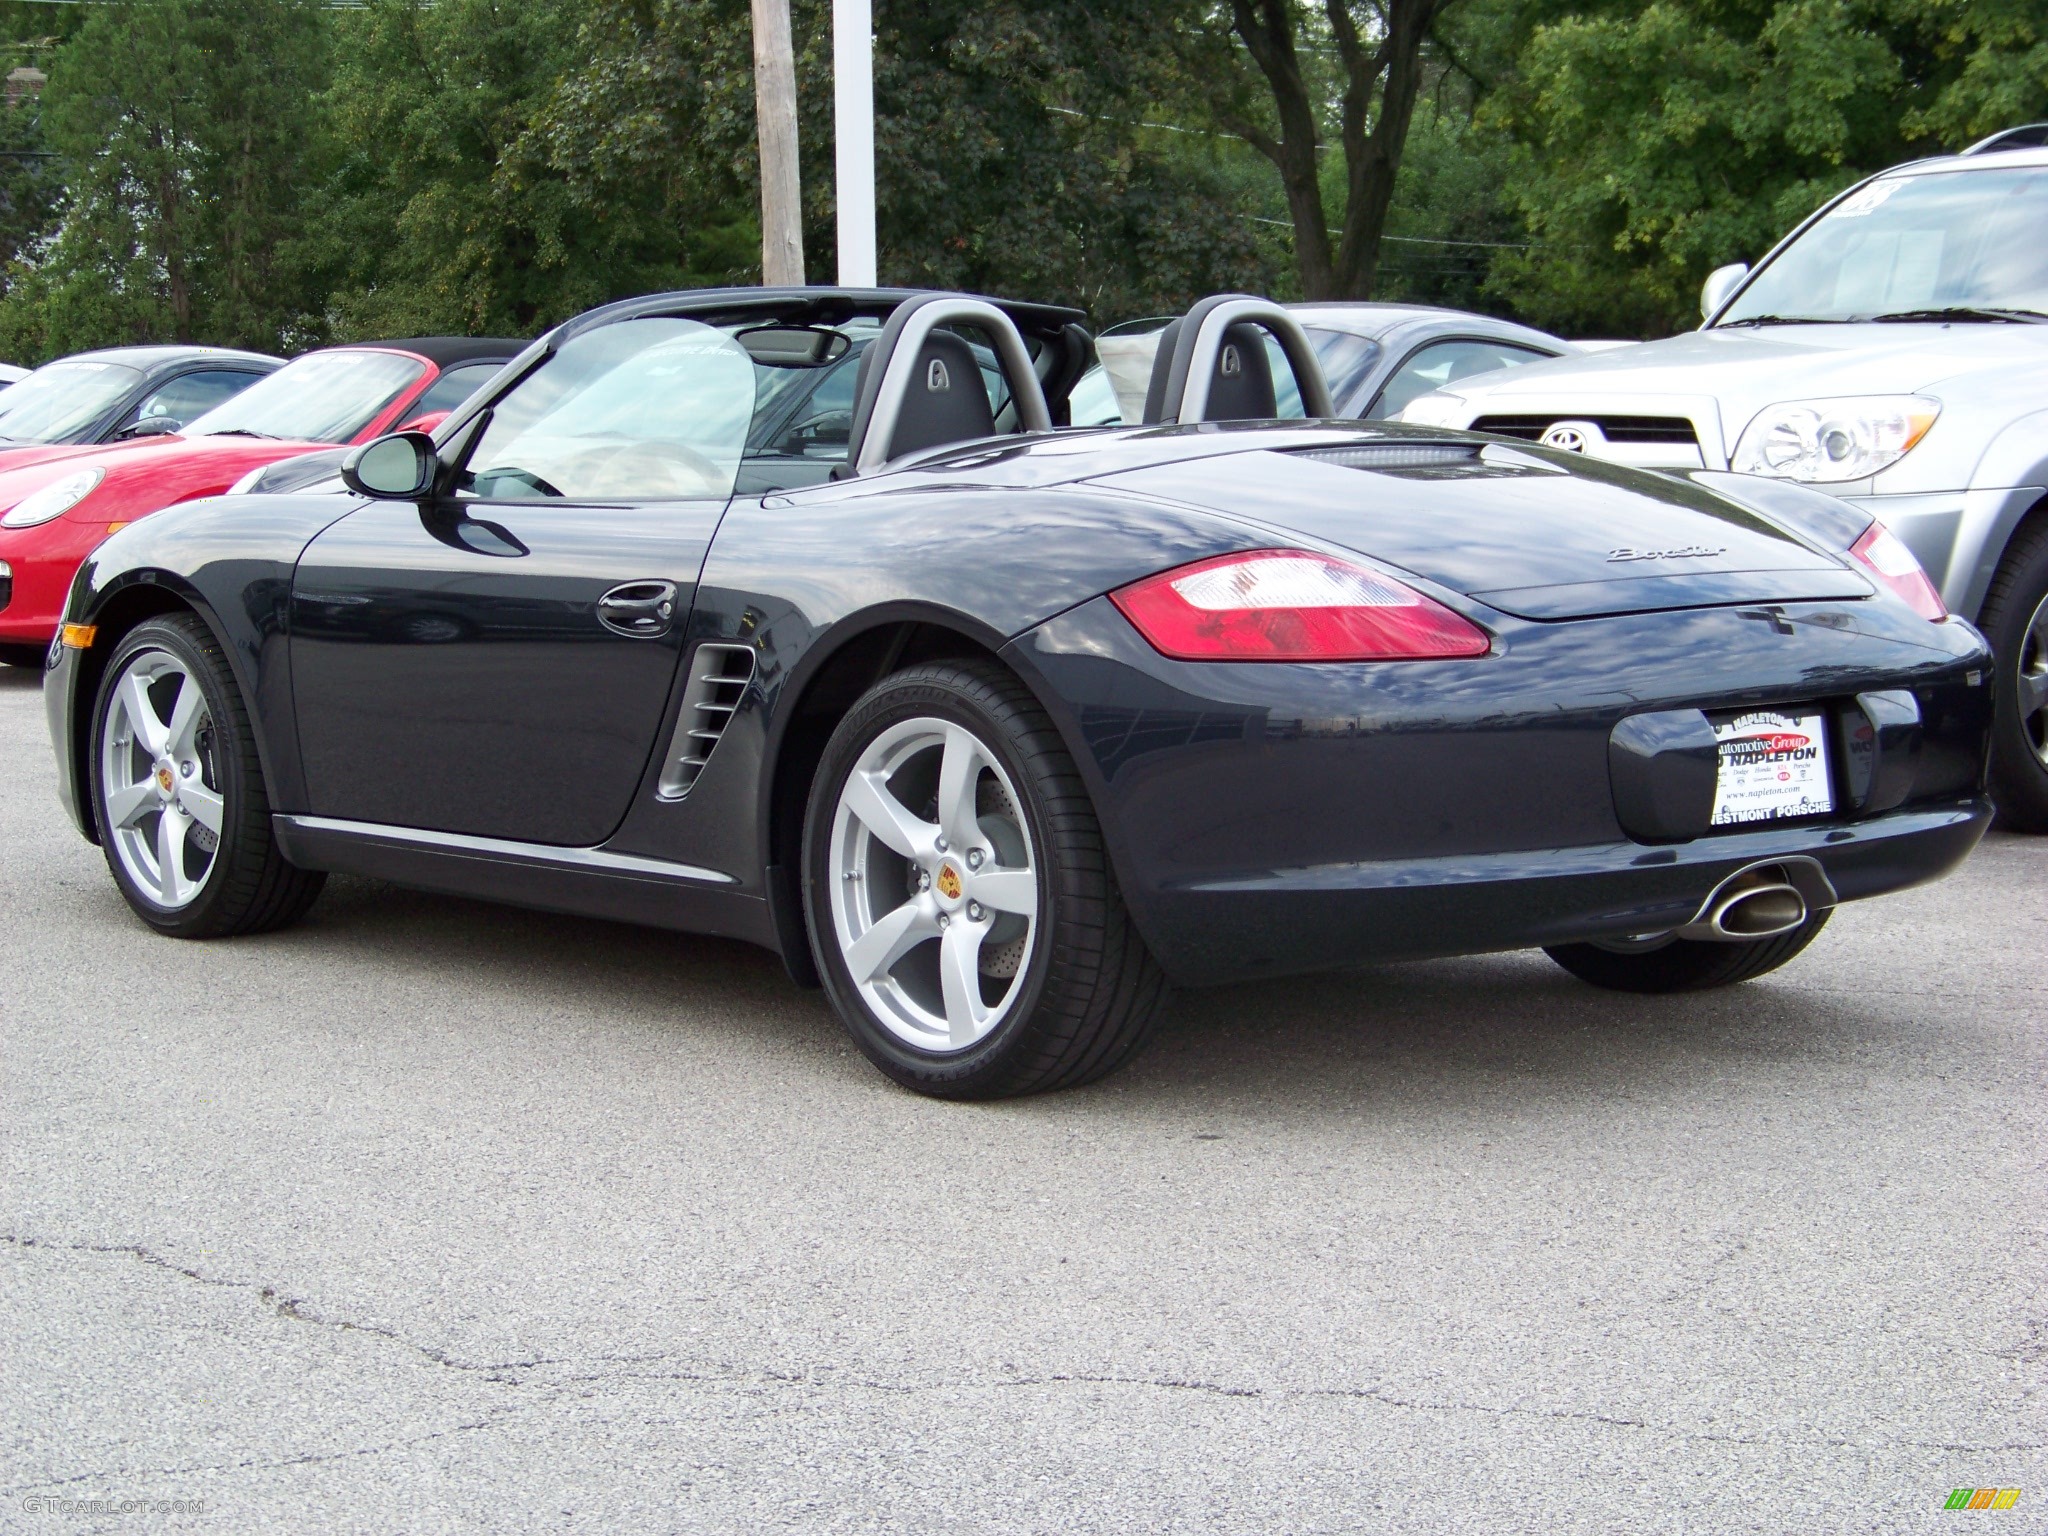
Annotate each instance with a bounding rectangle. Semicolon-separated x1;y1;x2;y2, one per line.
1070;302;1573;427
1399;128;2048;829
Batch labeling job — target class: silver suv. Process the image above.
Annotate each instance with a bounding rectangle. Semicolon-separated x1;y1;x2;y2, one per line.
1399;129;2048;829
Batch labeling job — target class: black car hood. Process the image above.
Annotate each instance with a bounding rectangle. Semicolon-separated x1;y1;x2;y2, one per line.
1086;437;1870;619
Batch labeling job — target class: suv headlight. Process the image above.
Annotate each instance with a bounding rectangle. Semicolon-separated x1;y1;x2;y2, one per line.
1394;392;1471;428
1731;396;1938;483
0;468;106;528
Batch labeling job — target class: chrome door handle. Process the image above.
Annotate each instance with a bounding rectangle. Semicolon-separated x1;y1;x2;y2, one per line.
597;580;678;638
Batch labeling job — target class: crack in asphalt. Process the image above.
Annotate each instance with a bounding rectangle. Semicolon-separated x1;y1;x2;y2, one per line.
1;1234;561;1377
6;1228;2040;1498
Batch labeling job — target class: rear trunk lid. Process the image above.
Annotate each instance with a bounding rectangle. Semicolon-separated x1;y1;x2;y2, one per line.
1090;440;1871;619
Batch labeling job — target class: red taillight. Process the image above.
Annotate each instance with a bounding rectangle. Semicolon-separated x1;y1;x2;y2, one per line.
1110;549;1491;662
1849;521;1945;622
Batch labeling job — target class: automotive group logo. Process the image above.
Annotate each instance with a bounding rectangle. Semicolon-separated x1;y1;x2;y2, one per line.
1720;713;1818;779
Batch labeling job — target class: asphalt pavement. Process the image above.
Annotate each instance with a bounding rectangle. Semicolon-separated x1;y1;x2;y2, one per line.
2;660;2042;1534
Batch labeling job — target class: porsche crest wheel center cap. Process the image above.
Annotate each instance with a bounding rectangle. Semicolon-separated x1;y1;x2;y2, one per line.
935;861;964;903
154;760;176;798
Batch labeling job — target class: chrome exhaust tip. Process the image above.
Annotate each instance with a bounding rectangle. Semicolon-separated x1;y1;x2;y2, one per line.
1675;860;1835;943
1710;881;1806;937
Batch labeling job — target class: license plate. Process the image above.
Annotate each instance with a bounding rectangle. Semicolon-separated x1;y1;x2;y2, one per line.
1709;708;1834;828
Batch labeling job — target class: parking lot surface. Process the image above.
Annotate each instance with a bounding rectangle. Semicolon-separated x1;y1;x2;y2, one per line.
2;662;2041;1534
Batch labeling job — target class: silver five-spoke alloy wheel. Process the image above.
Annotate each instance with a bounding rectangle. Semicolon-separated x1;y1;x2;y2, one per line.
827;716;1039;1051
2020;591;2048;769
99;648;223;909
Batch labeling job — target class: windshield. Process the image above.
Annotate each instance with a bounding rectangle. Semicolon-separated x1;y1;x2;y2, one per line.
460;318;756;500
1720;166;2048;324
0;359;142;442
184;350;425;443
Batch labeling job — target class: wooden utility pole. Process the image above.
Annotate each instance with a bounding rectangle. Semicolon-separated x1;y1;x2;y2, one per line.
752;0;805;286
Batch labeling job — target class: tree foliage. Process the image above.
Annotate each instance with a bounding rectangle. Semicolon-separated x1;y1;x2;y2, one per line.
4;0;2048;356
1483;0;2048;337
0;0;328;358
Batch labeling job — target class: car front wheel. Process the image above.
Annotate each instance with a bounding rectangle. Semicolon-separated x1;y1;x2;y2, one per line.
90;613;324;938
803;659;1166;1099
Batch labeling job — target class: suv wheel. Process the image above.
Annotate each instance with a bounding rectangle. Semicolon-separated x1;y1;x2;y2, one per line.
1979;519;2048;831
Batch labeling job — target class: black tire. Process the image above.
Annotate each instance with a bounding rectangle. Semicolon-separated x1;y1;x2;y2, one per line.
803;658;1168;1099
1544;909;1830;993
0;641;46;668
89;613;324;938
1978;516;2048;832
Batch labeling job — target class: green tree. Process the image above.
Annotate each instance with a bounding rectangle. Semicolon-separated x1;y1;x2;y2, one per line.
318;0;730;340
535;0;1272;324
1479;0;2048;338
1173;0;1463;300
0;0;329;360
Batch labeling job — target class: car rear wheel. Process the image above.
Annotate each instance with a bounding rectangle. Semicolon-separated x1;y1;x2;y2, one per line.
1543;910;1830;992
91;614;324;938
1979;518;2048;831
803;659;1167;1099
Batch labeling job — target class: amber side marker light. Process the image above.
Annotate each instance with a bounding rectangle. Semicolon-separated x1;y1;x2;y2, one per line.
60;623;96;649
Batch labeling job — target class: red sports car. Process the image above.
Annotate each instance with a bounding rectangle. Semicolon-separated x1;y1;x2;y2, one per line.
0;338;521;665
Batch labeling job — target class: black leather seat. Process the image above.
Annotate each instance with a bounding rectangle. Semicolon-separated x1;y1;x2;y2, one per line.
851;330;994;462
1140;295;1333;425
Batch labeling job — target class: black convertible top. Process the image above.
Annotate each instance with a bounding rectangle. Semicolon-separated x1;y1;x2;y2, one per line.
560;287;1089;345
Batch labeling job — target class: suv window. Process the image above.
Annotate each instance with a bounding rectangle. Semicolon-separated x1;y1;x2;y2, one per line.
1374;339;1550;418
125;369;266;431
1721;166;2048;323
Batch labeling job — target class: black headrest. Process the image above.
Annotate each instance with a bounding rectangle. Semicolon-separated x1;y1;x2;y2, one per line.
873;330;994;461
1200;323;1277;421
1139;294;1335;424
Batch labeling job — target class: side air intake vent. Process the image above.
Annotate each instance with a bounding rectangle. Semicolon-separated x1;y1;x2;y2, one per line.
657;643;757;800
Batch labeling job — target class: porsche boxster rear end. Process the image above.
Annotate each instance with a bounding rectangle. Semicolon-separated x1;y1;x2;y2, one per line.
1004;432;1990;984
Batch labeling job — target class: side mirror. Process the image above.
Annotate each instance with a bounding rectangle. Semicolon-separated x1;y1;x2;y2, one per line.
1701;262;1750;321
117;416;181;439
341;431;439;499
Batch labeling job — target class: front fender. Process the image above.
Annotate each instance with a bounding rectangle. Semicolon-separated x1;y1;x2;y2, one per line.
54;491;365;830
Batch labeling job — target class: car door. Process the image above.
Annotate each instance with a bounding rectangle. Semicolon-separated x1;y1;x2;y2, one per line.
289;316;759;847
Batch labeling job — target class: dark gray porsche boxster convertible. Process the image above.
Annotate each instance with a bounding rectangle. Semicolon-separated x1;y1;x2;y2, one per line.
42;287;1993;1097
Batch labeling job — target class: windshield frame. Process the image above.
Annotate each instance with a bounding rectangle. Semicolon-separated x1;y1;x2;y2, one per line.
1712;161;2048;328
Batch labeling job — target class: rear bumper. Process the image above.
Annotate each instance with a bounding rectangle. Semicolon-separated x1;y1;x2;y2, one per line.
1008;594;1992;986
1126;799;1987;983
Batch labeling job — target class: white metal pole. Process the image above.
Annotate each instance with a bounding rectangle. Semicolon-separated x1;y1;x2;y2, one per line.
833;0;877;288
